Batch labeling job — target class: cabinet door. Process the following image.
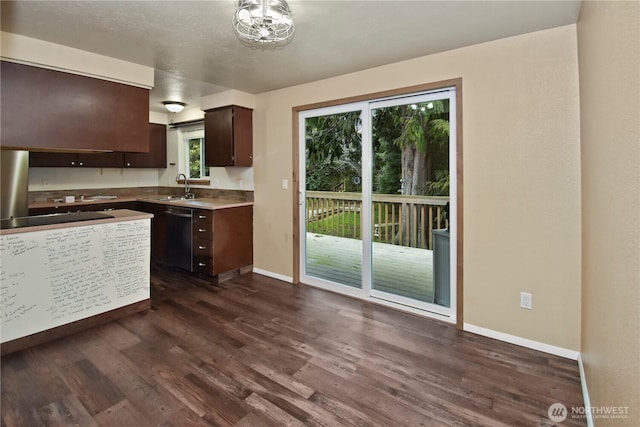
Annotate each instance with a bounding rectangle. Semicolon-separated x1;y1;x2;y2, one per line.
124;124;167;168
136;202;167;264
204;106;253;167
77;152;125;168
29;151;124;168
232;107;253;167
29;152;78;167
114;83;150;153
29;206;62;216
205;107;234;166
1;61;149;152
29;205;86;214
212;206;253;275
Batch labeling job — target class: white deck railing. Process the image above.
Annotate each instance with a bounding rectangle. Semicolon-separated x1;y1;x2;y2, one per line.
306;191;449;250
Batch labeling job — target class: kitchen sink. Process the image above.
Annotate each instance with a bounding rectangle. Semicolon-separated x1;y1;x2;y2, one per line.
179;200;211;206
151;195;196;201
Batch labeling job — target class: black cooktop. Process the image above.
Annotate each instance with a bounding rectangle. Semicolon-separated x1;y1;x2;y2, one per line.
0;211;114;230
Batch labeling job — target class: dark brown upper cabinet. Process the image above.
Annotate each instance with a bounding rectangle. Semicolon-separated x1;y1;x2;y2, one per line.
0;60;149;153
78;152;126;168
124;123;167;168
204;106;252;167
29;152;79;167
29;152;124;168
30;124;166;169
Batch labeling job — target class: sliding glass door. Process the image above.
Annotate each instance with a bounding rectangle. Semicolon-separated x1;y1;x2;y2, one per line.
369;93;455;315
300;89;456;320
301;105;366;293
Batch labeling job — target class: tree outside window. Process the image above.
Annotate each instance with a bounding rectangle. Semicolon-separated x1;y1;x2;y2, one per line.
182;127;209;179
188;137;208;179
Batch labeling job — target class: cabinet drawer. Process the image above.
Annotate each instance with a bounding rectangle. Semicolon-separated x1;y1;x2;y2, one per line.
193;224;212;240
193;210;213;223
193;238;212;257
193;256;213;275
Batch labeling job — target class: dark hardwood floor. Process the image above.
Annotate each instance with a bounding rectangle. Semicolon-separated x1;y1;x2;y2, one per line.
1;264;585;426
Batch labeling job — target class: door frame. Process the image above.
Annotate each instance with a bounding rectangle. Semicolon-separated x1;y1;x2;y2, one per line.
292;78;464;328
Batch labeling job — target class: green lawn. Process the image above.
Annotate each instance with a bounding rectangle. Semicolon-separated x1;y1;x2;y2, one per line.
307;210;398;243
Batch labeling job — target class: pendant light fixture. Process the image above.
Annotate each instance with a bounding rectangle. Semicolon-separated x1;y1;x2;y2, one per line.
232;0;294;48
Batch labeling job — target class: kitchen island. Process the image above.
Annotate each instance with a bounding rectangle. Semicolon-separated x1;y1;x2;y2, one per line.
0;210;152;355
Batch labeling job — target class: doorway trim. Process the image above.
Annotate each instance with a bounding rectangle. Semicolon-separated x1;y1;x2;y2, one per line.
292;78;464;328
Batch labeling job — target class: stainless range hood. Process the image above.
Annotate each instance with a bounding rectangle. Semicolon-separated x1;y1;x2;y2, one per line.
1;150;29;219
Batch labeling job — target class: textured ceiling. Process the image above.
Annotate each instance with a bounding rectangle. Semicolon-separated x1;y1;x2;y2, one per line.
1;1;582;112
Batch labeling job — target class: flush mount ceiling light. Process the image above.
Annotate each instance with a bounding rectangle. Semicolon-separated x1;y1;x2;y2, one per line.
162;101;186;113
232;0;294;48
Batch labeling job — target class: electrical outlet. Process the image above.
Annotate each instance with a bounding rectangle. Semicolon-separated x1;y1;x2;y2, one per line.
520;292;532;310
282;179;289;189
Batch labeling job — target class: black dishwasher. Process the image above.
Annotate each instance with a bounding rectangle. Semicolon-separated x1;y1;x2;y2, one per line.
165;207;193;271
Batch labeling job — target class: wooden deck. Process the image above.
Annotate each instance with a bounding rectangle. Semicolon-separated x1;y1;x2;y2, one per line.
305;233;435;303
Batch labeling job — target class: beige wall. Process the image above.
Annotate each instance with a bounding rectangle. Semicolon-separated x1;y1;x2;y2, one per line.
0;31;153;88
253;25;582;350
578;1;640;424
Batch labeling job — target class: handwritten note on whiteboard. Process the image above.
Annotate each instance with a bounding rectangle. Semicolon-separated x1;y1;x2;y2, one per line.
0;219;151;343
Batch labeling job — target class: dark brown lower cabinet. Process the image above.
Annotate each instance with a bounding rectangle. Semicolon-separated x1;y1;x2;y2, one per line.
135;202;167;264
193;206;253;276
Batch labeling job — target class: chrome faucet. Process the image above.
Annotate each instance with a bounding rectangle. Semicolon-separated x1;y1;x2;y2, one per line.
176;173;195;199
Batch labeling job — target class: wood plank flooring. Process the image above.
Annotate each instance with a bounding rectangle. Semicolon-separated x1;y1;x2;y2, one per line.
1;264;585;426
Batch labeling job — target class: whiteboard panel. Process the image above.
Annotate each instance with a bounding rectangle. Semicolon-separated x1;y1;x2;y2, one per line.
0;219;151;343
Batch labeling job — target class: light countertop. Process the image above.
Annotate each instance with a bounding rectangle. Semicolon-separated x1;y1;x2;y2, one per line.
0;210;153;236
29;196;253;211
136;197;253;210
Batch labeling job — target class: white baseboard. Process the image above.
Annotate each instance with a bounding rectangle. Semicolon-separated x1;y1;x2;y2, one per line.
252;267;294;283
463;323;579;360
577;353;594;427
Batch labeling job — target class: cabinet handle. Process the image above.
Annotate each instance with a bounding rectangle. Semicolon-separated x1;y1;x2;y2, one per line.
126;162;131;167
198;215;207;219
198;245;207;250
198;262;207;267
79;162;84;166
197;228;207;232
71;161;76;166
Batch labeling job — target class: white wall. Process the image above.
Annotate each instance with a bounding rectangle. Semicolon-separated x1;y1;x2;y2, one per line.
28;167;159;192
160;122;255;191
0;32;153;88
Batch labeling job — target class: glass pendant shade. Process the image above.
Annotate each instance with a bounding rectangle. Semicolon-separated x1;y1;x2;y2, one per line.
163;101;186;113
233;0;294;47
